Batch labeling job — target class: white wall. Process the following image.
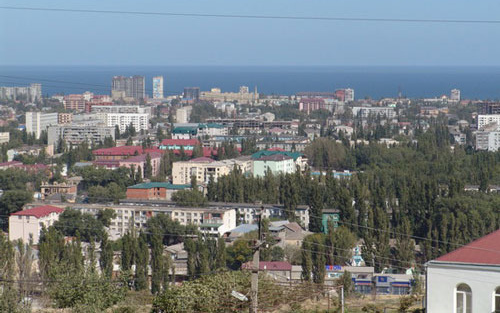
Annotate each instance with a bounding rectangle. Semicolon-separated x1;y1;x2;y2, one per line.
426;262;500;313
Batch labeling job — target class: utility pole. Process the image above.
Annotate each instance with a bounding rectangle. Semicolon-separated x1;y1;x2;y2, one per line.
250;207;262;313
341;286;344;313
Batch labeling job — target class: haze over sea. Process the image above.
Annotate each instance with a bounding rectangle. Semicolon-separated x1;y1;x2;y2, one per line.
1;66;500;100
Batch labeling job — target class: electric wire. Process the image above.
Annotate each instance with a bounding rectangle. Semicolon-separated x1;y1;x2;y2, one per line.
1;6;500;25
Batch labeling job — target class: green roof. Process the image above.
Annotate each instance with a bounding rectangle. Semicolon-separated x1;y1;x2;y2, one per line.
128;182;191;190
251;150;303;161
198;123;225;129
172;127;198;134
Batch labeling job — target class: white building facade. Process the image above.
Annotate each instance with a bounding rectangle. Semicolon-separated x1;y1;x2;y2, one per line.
426;229;500;313
9;205;64;244
97;112;149;133
26;112;59;139
477;114;500;130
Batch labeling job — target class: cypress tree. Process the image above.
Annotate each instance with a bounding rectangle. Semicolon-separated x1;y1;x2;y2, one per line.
135;232;149;291
215;237;226;270
100;234;113;278
151;229;164;294
301;239;312;281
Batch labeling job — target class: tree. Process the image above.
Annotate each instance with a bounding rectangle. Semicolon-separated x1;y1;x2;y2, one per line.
308;179;324;232
172;189;207;207
145;153;153;179
0;190;33;229
226;239;252;270
395;217;415;268
53;209;105;242
215;237;226;270
135;232;149;291
301;240;312;281
99;234;113;278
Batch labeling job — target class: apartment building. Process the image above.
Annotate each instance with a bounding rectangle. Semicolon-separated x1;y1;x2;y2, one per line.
153;76;164;99
64;94;86;111
112;76;145;100
477;114;500;130
96;112;149;133
9;205;64;244
172;156;253;185
25;112;59;139
0;83;41;102
475;131;500;151
58;113;73;124
37;203;236;240
351;106;397;119
47;124;115;149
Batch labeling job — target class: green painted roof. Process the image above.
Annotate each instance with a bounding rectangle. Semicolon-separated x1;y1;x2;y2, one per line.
172;127;198;134
128;182;191;190
251;150;303;161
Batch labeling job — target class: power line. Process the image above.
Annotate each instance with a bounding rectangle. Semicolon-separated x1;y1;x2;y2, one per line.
1;5;500;25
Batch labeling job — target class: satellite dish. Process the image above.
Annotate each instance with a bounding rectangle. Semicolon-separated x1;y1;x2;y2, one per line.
231;290;248;302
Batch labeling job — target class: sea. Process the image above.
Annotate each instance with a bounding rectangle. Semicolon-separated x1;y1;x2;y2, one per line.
0;65;500;100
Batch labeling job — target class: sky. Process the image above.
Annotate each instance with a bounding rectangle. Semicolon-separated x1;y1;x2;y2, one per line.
1;0;500;66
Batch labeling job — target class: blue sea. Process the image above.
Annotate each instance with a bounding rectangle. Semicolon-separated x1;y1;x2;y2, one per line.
0;66;499;100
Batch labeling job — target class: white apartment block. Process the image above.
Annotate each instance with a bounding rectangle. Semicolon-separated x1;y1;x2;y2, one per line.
235;205;310;230
450;88;461;101
55;203;235;240
9;205;64;244
351;107;396;119
176;106;192;124
172;156;253;185
97;112;149;133
475;131;500;151
345;88;355;102
26;112;59;139
477;114;500;130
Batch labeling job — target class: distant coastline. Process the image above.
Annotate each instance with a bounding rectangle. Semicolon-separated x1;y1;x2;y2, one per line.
1;65;499;100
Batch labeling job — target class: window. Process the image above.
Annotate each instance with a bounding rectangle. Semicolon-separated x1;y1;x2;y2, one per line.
456;283;472;313
495;287;500;313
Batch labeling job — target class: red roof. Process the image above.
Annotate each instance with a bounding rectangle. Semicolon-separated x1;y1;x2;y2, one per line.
161;139;200;146
434;229;500;265
93;146;144;156
189;157;215;163
12;205;64;219
242;261;292;271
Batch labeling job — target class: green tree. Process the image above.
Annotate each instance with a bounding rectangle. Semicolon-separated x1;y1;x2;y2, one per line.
226;239;252;270
144;153;153;179
135;232;149;291
99;234;113;278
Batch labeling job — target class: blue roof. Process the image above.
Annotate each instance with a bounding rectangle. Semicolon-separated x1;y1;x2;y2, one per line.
229;224;258;234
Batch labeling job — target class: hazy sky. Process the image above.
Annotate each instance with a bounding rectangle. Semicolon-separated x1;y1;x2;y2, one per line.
1;0;500;66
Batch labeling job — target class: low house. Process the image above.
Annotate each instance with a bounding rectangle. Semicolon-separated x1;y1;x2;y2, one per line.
426;229;500;313
271;221;312;247
126;182;191;201
9;205;64;244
